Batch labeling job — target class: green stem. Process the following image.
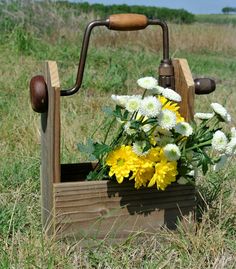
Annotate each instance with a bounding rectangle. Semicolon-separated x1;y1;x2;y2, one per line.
185;140;212;152
142;89;147;99
103;117;116;144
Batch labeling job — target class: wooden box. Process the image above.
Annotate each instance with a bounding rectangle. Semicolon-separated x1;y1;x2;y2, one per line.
39;59;196;239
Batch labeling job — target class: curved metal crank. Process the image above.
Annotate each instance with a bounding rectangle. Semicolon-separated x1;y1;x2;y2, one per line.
30;14;215;113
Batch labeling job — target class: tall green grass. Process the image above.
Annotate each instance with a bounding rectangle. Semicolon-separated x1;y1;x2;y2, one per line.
0;1;236;268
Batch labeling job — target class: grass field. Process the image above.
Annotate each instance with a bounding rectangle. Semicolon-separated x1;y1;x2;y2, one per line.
0;1;236;268
196;14;236;25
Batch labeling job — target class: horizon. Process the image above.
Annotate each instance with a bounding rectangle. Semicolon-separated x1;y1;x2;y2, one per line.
71;0;236;14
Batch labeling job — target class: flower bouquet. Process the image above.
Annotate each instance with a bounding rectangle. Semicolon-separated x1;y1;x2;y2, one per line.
78;77;235;191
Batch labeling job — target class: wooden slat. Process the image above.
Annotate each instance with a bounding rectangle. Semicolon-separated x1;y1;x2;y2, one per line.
55;177;195;191
54;189;195;201
54;181;196;238
41;61;61;234
55;199;196;224
56;210;165;239
173;58;195;122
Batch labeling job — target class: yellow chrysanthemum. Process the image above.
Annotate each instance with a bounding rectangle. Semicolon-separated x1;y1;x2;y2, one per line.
158;96;184;123
146;147;161;162
106;145;177;190
106;145;138;184
130;156;154;189
130;147;161;189
148;149;178;190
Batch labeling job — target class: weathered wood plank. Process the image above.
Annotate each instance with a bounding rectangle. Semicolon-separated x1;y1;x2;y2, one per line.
56;211;166;239
54;181;196;238
55;199;196;224
173;58;195;122
41;61;61;233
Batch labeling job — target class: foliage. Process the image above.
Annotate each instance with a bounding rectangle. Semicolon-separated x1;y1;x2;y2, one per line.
57;1;195;24
222;7;236;14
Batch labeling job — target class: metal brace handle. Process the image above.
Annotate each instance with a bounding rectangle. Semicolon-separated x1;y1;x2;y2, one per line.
60;14;173;96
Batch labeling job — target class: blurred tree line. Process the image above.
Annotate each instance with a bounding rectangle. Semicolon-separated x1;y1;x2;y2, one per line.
222;7;236;14
58;1;195;24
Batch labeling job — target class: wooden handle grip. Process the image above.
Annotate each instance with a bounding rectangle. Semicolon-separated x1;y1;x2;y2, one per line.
108;14;148;31
194;78;216;95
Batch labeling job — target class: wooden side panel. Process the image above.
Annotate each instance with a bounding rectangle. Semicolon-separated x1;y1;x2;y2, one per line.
54;181;196;239
173;58;195;122
41;61;61;233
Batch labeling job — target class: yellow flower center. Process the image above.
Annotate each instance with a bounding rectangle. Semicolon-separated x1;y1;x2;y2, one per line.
117;158;125;166
158;96;184;123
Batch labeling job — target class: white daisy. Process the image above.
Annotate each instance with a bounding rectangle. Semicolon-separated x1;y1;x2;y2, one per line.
161;87;182;102
124;121;136;135
111;95;129;107
194;112;214;120
163;144;181;161
212;130;228;152
225;138;236;156
151;85;165;95
132;141;150;156
158;109;177;130
213;154;228;172
210;103;231;122
137;77;157;90
125;95;142;113
174;122;193;137
139;96;162;117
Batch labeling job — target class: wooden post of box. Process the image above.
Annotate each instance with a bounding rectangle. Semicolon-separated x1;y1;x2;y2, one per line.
40;59;196;239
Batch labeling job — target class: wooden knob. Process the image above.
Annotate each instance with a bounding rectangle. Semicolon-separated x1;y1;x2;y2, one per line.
29;75;48;113
108;14;148;31
194;78;216;95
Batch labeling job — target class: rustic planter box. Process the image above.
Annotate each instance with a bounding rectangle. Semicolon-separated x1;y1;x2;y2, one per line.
33;58;196;239
54;163;196;239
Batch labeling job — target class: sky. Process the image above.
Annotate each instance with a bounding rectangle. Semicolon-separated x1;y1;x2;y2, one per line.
73;0;236;14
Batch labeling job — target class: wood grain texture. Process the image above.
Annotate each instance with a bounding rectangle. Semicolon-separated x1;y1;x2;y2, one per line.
41;61;61;233
173;58;195;122
54;179;196;239
108;14;148;31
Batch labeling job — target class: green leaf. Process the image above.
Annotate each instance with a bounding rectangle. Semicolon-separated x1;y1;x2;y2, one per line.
113;105;122;119
77;138;95;155
130;120;141;130
86;170;99;181
142;118;158;125
202;160;208;175
93;143;111;159
143;140;151;152
122;110;129;120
